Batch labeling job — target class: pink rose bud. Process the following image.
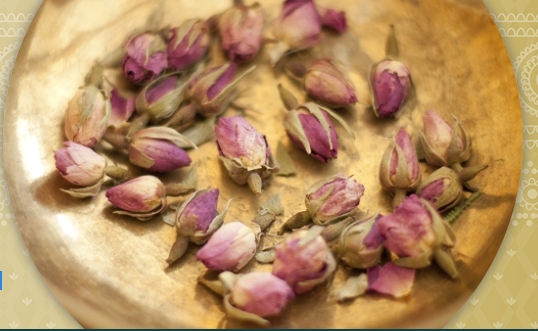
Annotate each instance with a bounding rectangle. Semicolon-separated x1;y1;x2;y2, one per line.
196;221;257;272
128;127;192;173
367;262;415;298
338;214;384;269
218;3;265;62
318;7;347;33
377;195;458;278
189;62;253;118
417;167;464;212
270;0;322;64
420;110;470;167
167;19;210;71
54;141;106;186
176;188;222;242
379;128;421;207
215;116;278;195
106;175;167;218
370;59;411;118
64;85;111;147
226;272;295;318
135;73;188;121
108;89;135;128
272;227;336;294
303;59;357;107
122;32;168;85
305;173;365;225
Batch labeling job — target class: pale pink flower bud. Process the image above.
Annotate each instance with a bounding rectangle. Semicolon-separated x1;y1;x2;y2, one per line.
108;89;135;128
167;19;210;71
218;3;265;62
106;175;166;214
370;59;411;118
338;214;384;269
54;141;106;186
379;128;420;192
304;59;357;107
305;173;365;225
64;85;111;147
122;32;168;85
417;167;464;212
128;127;192;173
272;227;336;294
420;110;470;167
228;272;295;318
135;73;188;121
196;221;257;272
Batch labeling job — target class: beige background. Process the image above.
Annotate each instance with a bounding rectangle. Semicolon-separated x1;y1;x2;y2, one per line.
0;0;537;328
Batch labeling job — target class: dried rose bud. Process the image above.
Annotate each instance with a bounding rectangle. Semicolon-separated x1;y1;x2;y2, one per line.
270;0;321;64
121;31;168;85
167;19;210;71
128;127;193;173
54;141;106;186
377;194;458;278
221;272;295;320
218;3;265;62
379;128;421;207
188;62;253;118
272;226;336;294
108;89;135;128
318;7;347;33
420;110;470;167
215;116;278;196
370;59;411;118
135;73;188;121
417;167;464;212
367;262;415;298
106;175;167;220
338;214;384;269
64;85;111;147
196;221;257;272
303;59;357;108
305;173;365;225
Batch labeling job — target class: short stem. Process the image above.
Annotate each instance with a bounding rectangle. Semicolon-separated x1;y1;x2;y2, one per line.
392;189;407;209
450;162;463;173
126;114;150;140
385;24;399;59
166;235;190;265
165;195;186;207
103;129;130;151
277;84;299;111
197;275;225;296
278;210;312;235
165;183;196;197
320;216;355;242
162;103;198;131
247;172;263;196
104;166;131;181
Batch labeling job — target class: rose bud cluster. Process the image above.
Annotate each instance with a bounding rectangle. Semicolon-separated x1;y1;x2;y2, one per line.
215;116;279;196
303;59;357;108
217;2;265;62
166;19;210;71
272;226;336;294
337;214;384;269
379;128;421;207
121;31;168;85
167;188;231;264
377;194;458;279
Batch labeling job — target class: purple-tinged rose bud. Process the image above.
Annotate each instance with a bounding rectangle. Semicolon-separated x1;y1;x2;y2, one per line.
223;272;295;319
370;59;411;118
420;110;470;167
270;0;322;64
135;73;188;121
196;221;257;272
64;85;111;147
121;32;168;85
108;89;135;128
417;167;464;212
189;62;254;118
377;194;458;278
167;19;210;71
338;214;384;269
303;59;357;108
367;262;415;298
318;7;347;33
306;173;365;225
215;116;278;195
54;141;106;186
272;227;336;294
218;3;265;62
106;175;167;220
379;128;421;207
128;127;193;173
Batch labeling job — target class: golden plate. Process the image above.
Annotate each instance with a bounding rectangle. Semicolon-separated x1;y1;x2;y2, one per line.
4;0;522;328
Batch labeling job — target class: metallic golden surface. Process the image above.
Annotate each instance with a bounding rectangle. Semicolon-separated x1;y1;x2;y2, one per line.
4;0;522;328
